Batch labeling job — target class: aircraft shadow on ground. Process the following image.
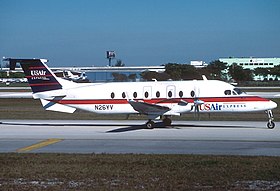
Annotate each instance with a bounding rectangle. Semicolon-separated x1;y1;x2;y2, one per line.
106;123;260;133
1;121;175;133
106;122;176;133
0;121;259;133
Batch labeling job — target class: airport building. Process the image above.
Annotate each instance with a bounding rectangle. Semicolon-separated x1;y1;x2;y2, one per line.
83;66;165;82
219;57;280;81
190;61;208;68
219;57;280;70
0;65;166;82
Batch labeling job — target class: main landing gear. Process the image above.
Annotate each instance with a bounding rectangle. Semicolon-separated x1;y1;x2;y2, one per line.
146;120;155;129
163;116;172;126
145;116;172;129
266;110;275;129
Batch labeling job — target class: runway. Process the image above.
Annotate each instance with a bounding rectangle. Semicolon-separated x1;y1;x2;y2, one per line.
1;120;280;156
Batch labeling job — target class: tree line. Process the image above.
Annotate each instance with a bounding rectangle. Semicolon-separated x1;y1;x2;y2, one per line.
2;60;280;83
139;60;280;82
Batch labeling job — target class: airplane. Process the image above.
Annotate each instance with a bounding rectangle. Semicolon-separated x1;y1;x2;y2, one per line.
3;58;278;129
64;70;87;82
0;77;27;84
54;70;88;82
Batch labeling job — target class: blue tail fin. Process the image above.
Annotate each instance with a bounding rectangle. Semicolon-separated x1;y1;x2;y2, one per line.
4;58;62;93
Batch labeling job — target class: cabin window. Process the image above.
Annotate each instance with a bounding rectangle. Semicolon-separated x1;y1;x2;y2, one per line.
122;92;126;98
168;91;172;98
190;90;195;97
179;91;183;98
156;91;160;98
111;92;115;99
224;90;231;95
133;92;137;98
144;91;149;98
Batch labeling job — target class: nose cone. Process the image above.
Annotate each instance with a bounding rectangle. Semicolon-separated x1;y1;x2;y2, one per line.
268;100;277;110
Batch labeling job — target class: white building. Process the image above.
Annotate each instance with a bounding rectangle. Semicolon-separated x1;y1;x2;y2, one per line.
219;57;280;81
190;61;208;68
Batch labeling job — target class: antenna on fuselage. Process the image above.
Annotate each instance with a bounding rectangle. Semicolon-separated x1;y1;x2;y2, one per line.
202;75;208;81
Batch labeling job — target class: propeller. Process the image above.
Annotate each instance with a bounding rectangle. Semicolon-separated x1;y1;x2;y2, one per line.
193;99;204;120
191;84;204;120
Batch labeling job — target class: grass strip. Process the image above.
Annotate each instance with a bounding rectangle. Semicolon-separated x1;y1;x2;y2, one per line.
0;153;280;190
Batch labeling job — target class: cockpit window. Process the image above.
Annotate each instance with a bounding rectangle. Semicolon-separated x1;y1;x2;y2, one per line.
224;90;231;95
233;88;245;95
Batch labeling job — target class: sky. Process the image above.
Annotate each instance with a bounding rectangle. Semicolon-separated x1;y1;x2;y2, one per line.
0;0;280;67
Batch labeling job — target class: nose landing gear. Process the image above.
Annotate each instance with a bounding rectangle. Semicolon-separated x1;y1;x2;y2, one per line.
266;110;275;129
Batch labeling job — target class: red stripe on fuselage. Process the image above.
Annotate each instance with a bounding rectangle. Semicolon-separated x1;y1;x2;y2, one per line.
51;96;270;105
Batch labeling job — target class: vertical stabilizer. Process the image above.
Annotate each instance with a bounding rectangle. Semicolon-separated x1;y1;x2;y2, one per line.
4;58;62;93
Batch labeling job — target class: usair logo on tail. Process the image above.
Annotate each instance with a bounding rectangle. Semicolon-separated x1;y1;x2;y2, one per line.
30;70;47;80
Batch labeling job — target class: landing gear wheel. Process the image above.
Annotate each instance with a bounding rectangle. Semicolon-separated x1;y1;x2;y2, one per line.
266;110;275;129
163;117;172;126
267;121;275;129
146;120;155;129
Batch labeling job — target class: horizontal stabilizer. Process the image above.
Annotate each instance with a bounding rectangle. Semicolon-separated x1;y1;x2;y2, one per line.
40;99;76;113
33;89;67;99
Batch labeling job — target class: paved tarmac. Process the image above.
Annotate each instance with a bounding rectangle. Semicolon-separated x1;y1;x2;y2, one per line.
0;120;280;156
0;92;32;98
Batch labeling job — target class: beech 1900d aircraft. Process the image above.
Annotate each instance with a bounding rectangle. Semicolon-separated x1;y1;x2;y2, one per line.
4;58;277;129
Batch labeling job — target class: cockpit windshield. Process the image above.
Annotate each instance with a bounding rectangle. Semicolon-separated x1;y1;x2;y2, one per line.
233;88;246;95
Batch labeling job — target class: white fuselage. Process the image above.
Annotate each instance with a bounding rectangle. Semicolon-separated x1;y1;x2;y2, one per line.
45;79;277;116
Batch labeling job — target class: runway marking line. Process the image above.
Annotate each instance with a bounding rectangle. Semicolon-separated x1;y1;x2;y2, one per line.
16;139;63;152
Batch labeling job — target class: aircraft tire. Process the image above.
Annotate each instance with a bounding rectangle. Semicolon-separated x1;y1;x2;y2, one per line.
163;117;172;126
146;121;154;129
267;121;275;129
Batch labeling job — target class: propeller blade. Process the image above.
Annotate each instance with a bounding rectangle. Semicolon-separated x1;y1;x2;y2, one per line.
193;98;204;120
194;104;200;120
125;114;129;120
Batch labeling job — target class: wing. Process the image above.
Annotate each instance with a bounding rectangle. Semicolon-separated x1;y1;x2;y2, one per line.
128;100;170;116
